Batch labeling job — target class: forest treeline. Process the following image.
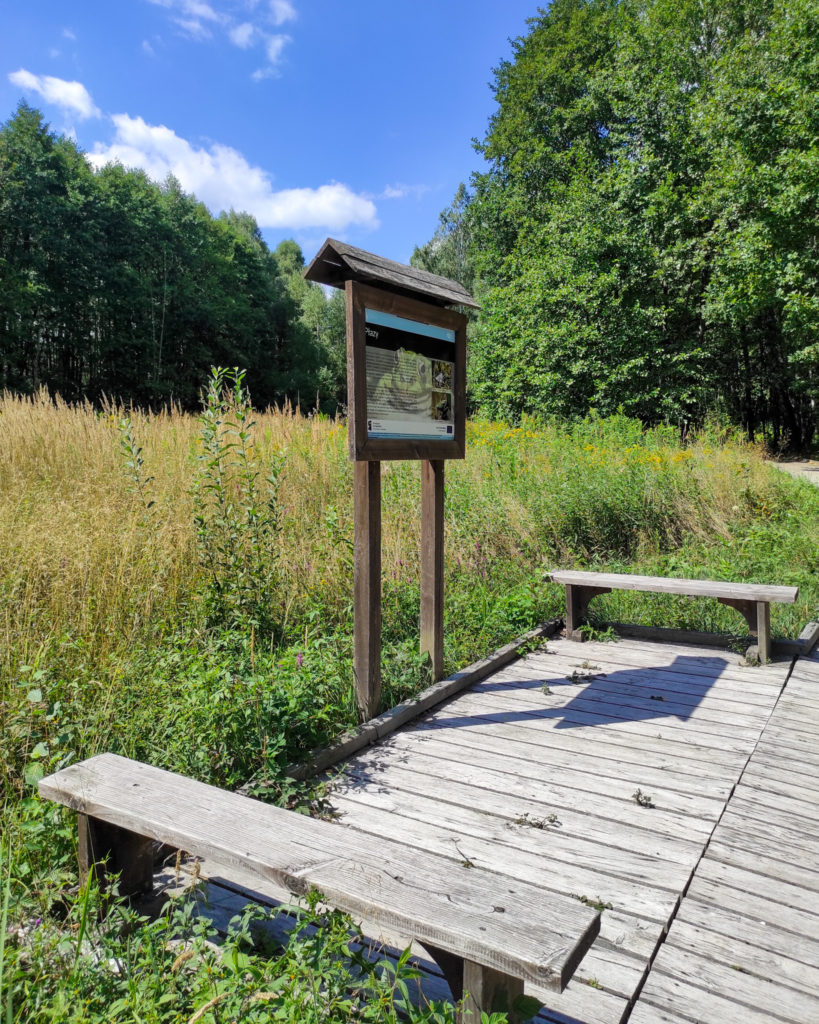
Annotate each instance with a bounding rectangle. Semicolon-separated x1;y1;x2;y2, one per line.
413;0;819;450
0;104;346;410
2;0;818;447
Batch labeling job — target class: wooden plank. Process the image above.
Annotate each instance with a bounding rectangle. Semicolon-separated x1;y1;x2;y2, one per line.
414;699;747;775
676;895;819;969
637;970;804;1024
494;657;780;708
476;670;773;732
328;791;681;924
692;857;819;916
345;739;722;835
548;570;798;604
664;918;819;998
541;639;790;686
39;755;600;991
420;459;444;681
332;765;704;886
685;876;819;938
398;724;735;800
522;639;788;686
353;459;382;719
442;689;763;751
704;837;819;891
720;801;819;853
644;944;819;1023
727;786;819;828
304;238;479;308
741;759;819;796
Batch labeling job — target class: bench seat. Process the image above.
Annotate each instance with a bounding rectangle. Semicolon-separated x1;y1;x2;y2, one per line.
39;753;599;1022
548;570;799;662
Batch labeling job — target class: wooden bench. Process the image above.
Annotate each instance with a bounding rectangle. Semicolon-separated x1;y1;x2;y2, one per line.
39;753;599;1023
548;570;799;663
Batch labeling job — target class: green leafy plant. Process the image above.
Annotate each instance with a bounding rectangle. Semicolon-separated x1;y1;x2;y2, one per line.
191;367;285;637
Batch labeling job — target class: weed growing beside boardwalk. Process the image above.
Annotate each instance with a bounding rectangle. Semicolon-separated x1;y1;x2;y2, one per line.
1;386;818;1020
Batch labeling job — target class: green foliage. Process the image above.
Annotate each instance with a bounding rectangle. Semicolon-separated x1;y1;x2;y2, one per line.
1;873;465;1023
0;107;345;411
422;0;819;450
191;367;285;635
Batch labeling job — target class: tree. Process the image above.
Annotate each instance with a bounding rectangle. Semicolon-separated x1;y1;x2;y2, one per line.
421;0;819;448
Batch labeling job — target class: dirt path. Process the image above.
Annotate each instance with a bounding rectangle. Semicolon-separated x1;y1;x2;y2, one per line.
768;460;819;484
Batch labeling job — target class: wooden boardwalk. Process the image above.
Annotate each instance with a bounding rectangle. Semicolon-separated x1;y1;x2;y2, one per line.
178;632;819;1023
631;647;819;1024
323;634;811;1023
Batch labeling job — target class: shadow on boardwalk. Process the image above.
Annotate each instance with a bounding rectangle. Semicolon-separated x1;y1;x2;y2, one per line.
430;654;729;730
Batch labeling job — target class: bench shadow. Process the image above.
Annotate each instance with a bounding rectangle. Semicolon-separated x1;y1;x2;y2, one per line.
425;654;730;731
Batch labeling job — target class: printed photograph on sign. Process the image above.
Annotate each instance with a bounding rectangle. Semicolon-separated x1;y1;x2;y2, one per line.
363;308;455;440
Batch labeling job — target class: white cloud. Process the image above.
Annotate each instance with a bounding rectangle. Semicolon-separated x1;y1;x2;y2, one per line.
229;22;255;48
269;1;297;26
174;17;213;39
142;39;157;56
89;114;378;231
7;69;101;119
381;183;430;200
62;28;76;40
265;33;289;62
146;0;297;79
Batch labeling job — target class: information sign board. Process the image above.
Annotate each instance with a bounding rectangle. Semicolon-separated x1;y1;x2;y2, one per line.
347;282;466;461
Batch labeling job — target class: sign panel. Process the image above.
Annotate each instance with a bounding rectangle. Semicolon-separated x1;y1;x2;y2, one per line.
347;281;466;461
364;309;455;441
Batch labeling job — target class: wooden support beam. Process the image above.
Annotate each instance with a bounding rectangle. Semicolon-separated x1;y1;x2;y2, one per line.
354;460;382;719
719;597;771;663
461;961;527;1023
565;584;611;640
420;459;445;680
78;813;153;897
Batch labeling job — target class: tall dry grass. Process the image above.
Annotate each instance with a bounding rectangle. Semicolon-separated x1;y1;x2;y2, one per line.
0;392;814;690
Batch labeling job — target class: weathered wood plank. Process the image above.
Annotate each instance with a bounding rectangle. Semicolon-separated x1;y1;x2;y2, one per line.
408;714;745;786
504;645;786;693
691;857;819;916
353;459;382;719
676;896;819;969
548;570;798;604
664;918;819;998
571;638;790;682
438;689;763;752
685;876;819;939
635;973;792;1024
39;755;598;991
399;724;734;800
475;671;772;732
343;741;721;834
328;791;680;924
420;460;444;680
331;770;701;890
707;828;819;881
644;944;819;1023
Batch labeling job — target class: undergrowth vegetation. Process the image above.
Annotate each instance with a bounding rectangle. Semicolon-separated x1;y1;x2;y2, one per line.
2;379;818;1021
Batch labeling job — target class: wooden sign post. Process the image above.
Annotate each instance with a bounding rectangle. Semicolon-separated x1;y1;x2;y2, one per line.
304;241;478;720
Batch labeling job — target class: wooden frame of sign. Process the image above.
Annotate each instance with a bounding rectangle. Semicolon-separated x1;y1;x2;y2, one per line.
346;281;467;463
303;240;477;722
346;281;467;718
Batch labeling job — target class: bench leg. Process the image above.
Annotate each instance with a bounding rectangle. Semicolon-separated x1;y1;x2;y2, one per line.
565;584;611;641
461;961;525;1023
718;598;771;663
78;814;154;898
421;947;529;1023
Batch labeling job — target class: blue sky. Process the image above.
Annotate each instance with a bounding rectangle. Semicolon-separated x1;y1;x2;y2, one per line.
1;1;542;265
